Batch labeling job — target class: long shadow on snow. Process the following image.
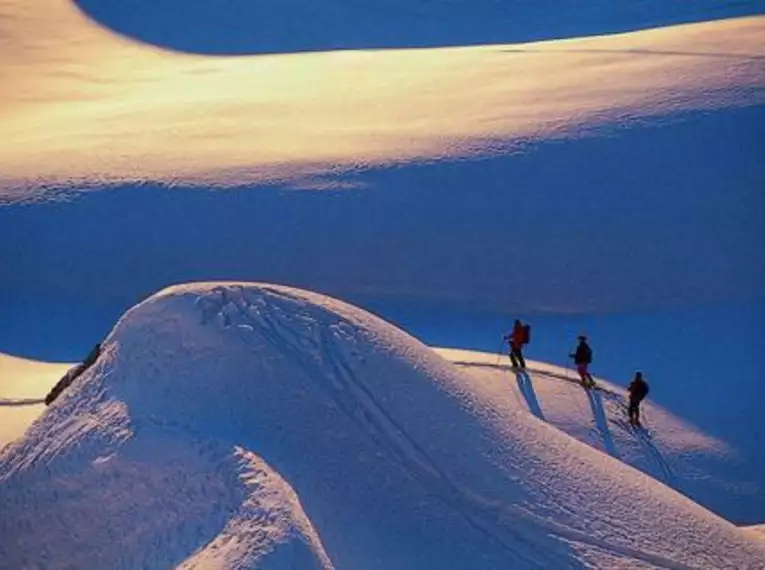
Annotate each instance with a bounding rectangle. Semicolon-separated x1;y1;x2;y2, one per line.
461;361;679;483
71;0;764;55
508;365;620;460
599;390;679;489
515;370;545;421
585;388;621;459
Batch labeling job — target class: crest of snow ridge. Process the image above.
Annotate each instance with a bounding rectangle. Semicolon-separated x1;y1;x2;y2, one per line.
2;282;765;569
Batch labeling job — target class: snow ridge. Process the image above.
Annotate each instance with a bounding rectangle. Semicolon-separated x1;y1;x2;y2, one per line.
2;283;764;569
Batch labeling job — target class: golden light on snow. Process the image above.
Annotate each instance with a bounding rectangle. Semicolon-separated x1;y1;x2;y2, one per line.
0;353;70;446
0;0;764;198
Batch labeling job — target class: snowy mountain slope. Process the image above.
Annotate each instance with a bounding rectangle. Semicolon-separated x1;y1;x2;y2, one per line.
2;340;760;525
0;353;70;448
3;427;332;569
1;0;764;197
2;283;764;569
747;525;765;540
1;0;763;560
437;349;765;524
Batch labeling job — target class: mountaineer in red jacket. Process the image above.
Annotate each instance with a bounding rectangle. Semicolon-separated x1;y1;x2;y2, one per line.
503;319;530;370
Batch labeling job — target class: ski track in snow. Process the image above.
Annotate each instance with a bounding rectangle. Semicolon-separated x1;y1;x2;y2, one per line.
197;286;708;570
455;359;682;488
4;283;765;569
599;390;680;489
201;285;548;566
190;285;765;568
447;357;762;523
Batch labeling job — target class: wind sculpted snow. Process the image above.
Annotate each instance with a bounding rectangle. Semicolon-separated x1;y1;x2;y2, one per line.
2;283;764;569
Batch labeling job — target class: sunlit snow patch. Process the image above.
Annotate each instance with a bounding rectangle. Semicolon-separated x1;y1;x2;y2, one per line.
1;0;764;200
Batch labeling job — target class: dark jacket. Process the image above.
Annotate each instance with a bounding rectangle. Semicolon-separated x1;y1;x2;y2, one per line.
573;341;592;365
629;378;649;402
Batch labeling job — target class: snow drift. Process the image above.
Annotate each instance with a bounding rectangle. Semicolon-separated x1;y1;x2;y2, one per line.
2;283;764;569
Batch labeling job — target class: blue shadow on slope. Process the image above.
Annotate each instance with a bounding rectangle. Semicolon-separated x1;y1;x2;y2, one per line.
585;389;620;459
71;0;764;55
1;105;764;361
1;106;764;350
515;370;545;421
599;390;679;488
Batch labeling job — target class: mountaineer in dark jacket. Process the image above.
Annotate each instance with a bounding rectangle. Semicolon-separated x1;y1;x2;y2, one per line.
569;335;594;388
627;371;650;427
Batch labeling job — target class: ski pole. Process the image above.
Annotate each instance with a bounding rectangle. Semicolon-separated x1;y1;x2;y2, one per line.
496;337;506;366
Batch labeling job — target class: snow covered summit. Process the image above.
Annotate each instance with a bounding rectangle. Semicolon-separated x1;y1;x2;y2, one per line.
1;283;764;569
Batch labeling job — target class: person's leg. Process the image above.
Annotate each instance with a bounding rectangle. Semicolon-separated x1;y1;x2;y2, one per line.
515;347;526;369
578;364;593;386
629;400;642;424
509;349;519;368
576;364;595;387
